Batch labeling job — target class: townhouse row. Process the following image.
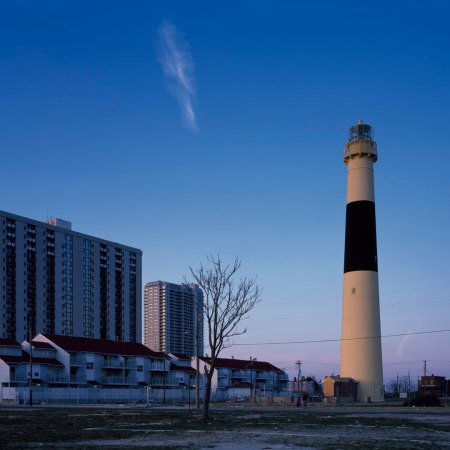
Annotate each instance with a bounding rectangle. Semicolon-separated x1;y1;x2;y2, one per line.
0;335;289;403
0;335;191;390
201;356;290;400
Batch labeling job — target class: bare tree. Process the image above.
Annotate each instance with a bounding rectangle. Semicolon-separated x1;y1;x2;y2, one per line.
187;255;262;421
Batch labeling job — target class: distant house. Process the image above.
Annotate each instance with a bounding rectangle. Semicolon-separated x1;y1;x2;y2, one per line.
290;376;322;401
322;376;358;403
200;356;290;401
418;374;448;397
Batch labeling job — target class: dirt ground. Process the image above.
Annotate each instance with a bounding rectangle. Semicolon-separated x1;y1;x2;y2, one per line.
1;404;450;449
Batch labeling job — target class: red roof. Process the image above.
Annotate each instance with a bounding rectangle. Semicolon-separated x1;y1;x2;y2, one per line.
232;381;253;389
0;338;22;347
170;353;191;360
41;334;167;359
0;352;63;366
0;354;28;363
31;341;55;350
32;356;64;367
170;364;196;372
325;376;358;383
200;357;283;372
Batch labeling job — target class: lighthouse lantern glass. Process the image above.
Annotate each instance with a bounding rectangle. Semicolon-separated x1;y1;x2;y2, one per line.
348;124;373;142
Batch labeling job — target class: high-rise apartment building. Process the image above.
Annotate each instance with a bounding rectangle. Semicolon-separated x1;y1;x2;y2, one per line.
144;281;203;357
0;210;142;343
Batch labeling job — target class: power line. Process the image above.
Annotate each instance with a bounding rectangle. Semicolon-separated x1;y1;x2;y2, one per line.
380;283;450;296
232;328;450;346
258;283;450;308
383;360;423;366
248;295;450;331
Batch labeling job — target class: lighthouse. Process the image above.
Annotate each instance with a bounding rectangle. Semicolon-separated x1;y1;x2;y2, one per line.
340;120;384;402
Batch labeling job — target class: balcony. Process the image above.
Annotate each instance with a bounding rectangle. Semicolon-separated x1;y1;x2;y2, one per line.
70;375;87;384
103;361;137;369
9;373;28;383
256;372;269;380
150;363;167;372
70;356;87;366
101;375;137;385
231;370;246;379
122;360;137;369
46;374;87;384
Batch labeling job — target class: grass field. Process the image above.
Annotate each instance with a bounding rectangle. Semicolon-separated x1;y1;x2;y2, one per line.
2;404;450;449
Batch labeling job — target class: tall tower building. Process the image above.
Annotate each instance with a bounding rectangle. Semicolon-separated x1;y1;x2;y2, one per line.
340;120;384;402
144;281;203;357
0;210;142;343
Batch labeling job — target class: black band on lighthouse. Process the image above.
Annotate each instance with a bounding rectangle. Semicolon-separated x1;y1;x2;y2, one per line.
344;200;378;273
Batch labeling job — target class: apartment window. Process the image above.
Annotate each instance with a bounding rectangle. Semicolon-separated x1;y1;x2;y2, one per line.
63;235;73;335
83;239;93;338
86;362;94;370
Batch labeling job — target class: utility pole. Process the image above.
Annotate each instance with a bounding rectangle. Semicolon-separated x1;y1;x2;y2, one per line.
163;357;166;404
296;360;302;391
408;371;411;406
195;312;200;409
247;357;257;399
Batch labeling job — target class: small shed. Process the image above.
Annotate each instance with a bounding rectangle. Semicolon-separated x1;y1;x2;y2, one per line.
323;376;358;403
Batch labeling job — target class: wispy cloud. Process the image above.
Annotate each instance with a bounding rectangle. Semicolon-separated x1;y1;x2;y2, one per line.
395;334;412;359
157;21;197;131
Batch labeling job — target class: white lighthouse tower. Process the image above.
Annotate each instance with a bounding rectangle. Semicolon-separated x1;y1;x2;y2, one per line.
340;120;384;402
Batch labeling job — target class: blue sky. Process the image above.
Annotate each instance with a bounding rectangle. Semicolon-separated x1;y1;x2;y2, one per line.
1;1;450;385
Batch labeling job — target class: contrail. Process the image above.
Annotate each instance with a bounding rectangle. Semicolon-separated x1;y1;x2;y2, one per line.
157;21;197;131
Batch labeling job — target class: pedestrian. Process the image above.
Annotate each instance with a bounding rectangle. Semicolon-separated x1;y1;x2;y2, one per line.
303;393;308;407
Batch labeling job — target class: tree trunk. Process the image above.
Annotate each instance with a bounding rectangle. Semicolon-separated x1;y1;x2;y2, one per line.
202;366;215;421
